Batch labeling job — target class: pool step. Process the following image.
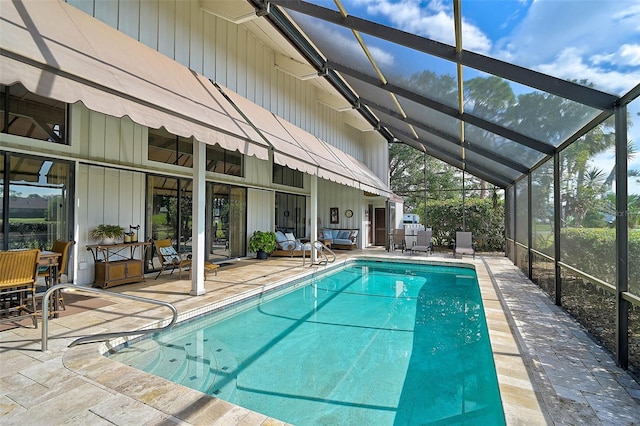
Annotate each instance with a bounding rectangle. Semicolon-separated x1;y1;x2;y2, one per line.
203;339;238;400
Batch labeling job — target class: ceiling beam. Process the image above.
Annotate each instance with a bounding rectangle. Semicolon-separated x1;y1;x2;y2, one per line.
363;98;530;173
334;61;555;155
271;0;618;111
389;125;513;187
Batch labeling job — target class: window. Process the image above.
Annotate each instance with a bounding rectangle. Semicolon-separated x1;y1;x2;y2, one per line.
273;164;303;188
148;127;193;167
206;144;244;177
0;152;74;250
207;183;246;260
148;128;244;177
0;84;68;144
275;192;306;238
146;175;192;271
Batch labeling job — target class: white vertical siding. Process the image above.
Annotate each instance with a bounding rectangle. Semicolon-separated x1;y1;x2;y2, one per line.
139;0;159;50
157;0;176;58
75;164;146;285
118;0;139;40
81;105;144;165
189;4;204;72
174;1;191;66
247;188;274;245
94;0;118;27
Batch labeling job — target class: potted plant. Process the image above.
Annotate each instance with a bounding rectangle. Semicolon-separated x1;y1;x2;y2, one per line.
248;230;277;259
91;224;124;245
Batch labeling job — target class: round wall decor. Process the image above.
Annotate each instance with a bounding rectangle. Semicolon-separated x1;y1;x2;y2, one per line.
345;209;353;218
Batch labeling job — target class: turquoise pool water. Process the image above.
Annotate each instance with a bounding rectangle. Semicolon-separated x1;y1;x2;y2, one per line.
110;260;505;425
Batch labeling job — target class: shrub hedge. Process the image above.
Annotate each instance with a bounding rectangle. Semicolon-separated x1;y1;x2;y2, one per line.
425;198;505;251
557;228;640;296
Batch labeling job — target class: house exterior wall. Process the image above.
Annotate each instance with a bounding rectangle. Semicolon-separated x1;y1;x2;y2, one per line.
0;1;396;284
67;0;389;183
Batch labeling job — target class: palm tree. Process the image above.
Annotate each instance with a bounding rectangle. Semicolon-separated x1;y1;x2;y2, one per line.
604;139;640;189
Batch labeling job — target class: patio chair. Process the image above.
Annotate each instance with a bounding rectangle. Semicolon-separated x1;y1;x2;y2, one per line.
454;231;475;259
153;239;191;279
410;230;433;255
38;240;74;311
391;228;406;252
0;249;40;328
152;239;219;280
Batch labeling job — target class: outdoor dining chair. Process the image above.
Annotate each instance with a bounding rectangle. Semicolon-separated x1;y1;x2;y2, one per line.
0;249;41;328
38;240;74;311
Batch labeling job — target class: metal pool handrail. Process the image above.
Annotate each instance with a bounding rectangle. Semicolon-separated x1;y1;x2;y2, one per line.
41;284;178;351
303;240;336;266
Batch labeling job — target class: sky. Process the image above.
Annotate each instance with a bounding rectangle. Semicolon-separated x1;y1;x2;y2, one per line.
305;0;640;193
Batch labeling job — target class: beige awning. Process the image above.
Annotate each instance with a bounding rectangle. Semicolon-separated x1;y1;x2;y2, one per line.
0;0;269;160
217;84;392;196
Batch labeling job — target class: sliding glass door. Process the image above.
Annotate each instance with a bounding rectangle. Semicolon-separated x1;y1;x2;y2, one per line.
207;183;246;261
146;175;192;270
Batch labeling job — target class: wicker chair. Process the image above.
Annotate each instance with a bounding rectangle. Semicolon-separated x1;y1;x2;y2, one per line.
38;240;74;311
0;249;41;328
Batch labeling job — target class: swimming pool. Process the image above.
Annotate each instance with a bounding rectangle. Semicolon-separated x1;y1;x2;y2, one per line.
110;260;505;425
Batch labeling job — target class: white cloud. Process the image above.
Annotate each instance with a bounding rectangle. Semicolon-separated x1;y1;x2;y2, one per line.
536;47;640;95
292;12;396;69
353;0;492;53
592;44;640;68
494;1;640;93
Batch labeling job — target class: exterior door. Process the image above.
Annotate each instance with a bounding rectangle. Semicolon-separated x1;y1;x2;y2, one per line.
366;204;373;247
374;208;386;246
207;183;246;261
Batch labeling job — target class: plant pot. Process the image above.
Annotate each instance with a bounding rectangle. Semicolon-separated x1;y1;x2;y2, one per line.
102;236;116;245
256;249;268;260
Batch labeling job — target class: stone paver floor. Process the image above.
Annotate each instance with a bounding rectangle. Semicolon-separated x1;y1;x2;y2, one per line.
1;248;639;425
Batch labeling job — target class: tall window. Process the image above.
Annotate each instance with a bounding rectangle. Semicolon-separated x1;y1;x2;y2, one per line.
0;152;73;250
0;84;68;144
146;175;192;271
275;192;306;238
273;164;303;188
207;183;246;260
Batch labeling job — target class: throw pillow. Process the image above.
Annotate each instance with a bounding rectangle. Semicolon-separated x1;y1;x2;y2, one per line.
159;246;181;264
338;230;351;239
275;231;287;243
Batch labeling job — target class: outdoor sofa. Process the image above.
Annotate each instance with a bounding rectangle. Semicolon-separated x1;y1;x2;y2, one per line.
318;229;358;250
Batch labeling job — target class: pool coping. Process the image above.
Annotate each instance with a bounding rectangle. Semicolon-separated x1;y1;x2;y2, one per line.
60;255;547;425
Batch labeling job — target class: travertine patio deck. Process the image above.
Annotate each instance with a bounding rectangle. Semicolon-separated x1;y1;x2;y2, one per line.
1;248;639;425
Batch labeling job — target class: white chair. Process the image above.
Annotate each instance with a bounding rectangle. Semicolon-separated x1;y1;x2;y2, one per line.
454;232;475;259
